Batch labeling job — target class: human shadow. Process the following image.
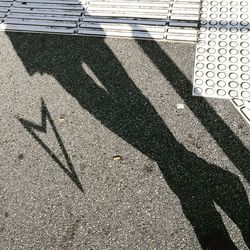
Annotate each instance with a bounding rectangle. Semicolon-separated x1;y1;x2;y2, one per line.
6;32;250;249
18;98;84;192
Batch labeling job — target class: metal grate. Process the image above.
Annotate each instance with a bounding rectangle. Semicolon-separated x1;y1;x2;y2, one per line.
0;0;200;41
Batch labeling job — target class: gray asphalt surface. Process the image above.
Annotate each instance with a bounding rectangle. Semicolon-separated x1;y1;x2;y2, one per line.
0;32;250;250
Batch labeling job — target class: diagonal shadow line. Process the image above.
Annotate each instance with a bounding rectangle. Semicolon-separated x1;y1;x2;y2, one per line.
18;98;84;192
137;39;250;183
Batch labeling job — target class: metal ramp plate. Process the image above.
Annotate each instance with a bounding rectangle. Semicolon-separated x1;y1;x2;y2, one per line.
0;0;200;41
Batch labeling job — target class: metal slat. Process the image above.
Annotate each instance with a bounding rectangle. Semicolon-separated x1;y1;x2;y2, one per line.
0;0;201;42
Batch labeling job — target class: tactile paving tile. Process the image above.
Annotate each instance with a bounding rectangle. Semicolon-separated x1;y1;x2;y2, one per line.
193;0;250;100
0;0;201;42
232;99;250;124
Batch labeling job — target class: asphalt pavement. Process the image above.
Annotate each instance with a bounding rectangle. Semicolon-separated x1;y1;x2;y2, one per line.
0;32;250;250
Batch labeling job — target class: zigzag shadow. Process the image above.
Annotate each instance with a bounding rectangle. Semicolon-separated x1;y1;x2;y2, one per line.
18;98;83;192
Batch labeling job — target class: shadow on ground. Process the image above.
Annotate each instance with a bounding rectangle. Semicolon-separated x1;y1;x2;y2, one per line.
7;32;250;249
18;98;84;192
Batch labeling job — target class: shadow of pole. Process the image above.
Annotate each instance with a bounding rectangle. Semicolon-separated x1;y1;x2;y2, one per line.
5;32;250;249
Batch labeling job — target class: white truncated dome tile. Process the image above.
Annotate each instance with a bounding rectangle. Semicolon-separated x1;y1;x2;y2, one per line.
193;0;250;100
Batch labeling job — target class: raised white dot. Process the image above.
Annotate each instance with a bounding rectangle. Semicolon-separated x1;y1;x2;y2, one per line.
230;20;238;26
230;57;238;63
241;42;249;48
219;27;227;32
201;13;208;19
230;27;238;33
230;41;238;47
241;49;249;56
240;14;248;19
208;48;216;54
199;33;206;39
210;13;217;19
240;1;248;6
208;55;215;62
217;89;226;96
220;7;228;12
218;64;226;70
230;1;238;6
220;20;228;26
241;27;248;33
217;81;226;87
241;74;250;81
197;48;205;53
220;14;228;19
210;7;218;11
241;57;249;64
218;56;226;62
229;49;238;55
196;63;204;69
241;7;248;13
206;88;215;95
209;33;217;39
219;34;227;40
197;55;204;61
207;63;215;70
229;65;238;71
230;7;238;12
206;80;214;86
195;79;203;85
218;48;227;55
241;65;249;72
218;72;226;79
241;82;250;89
241;34;249;40
209;27;217;32
208;41;216;46
241;21;249;26
230;14;238;19
196;71;204;77
229;73;238;80
229;90;238;97
230;34;238;40
241;91;250;98
207;71;215;78
209;20;217;25
229;81;238;88
194;87;203;94
221;1;228;6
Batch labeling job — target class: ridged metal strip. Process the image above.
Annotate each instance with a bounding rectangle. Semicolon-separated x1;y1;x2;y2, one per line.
0;0;201;41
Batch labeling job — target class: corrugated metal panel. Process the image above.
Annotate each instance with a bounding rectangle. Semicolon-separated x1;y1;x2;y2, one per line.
0;0;201;42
